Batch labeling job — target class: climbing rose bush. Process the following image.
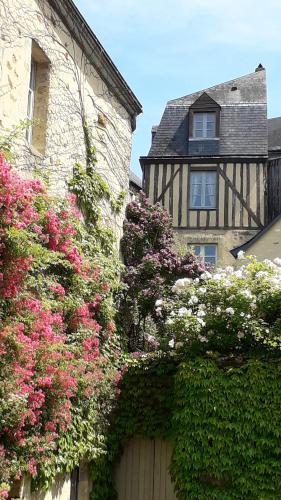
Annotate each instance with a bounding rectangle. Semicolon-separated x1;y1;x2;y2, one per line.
157;255;281;354
0;155;121;493
119;193;205;350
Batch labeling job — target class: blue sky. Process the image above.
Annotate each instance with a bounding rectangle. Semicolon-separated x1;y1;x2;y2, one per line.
76;0;281;178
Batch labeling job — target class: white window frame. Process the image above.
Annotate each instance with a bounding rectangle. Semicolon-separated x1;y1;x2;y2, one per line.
190;171;217;209
194;244;217;266
26;59;37;144
193;112;216;139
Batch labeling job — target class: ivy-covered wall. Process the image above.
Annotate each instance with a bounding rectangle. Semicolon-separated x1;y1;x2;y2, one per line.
90;355;281;500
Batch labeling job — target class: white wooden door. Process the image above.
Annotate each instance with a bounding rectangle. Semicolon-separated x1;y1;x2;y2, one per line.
114;438;177;500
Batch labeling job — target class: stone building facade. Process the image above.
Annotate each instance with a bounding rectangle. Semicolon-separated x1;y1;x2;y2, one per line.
0;0;141;498
0;0;142;237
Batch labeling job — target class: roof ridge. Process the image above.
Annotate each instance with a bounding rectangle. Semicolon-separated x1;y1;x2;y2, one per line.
167;69;265;105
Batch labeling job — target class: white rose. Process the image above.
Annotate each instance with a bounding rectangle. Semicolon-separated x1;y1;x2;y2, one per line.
165;318;174;325
168;339;175;348
237;250;245;260
172;278;191;294
256;271;268;278
178;307;188;317
225;307;235;315
188;295;199;305
155;299;163;307
197;310;206;317
274;258;281;266
201;271;212;280
234;270;243;278
198;334;208;342
225;266;234;273
213;273;222;281
197;318;206;326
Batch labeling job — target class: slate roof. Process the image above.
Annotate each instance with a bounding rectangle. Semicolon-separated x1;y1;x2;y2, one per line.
129;170;142;190
148;69;268;158
268;117;281;152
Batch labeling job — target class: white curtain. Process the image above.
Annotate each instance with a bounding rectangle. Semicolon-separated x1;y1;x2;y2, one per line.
205;172;216;207
191;172;203;207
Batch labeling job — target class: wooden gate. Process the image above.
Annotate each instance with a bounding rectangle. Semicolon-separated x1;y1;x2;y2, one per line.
114;438;177;500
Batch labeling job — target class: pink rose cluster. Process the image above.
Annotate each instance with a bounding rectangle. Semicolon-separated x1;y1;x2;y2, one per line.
0;155;121;487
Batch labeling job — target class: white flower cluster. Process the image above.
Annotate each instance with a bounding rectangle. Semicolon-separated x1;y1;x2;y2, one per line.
164;256;281;351
172;278;192;294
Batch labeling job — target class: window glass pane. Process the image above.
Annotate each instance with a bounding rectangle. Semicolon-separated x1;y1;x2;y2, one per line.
194;113;204;138
206;114;215;138
204;245;216;257
204;172;216;208
205;256;216;265
190;172;203;207
206;113;215;124
26;60;37;144
194;246;201;256
194;113;204;125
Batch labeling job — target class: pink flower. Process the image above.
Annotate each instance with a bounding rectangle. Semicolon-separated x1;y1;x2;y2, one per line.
50;283;65;296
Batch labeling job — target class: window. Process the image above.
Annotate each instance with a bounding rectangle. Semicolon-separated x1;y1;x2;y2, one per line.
26;40;50;154
26;59;37;144
190;171;216;208
194;244;217;266
193;112;216;138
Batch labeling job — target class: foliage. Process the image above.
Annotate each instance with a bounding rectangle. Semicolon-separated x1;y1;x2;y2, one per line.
68;127;126;257
0;154;122;495
89;355;176;500
172;358;281;499
157;256;281;355
119;193;205;351
69;162;125;257
89;354;281;500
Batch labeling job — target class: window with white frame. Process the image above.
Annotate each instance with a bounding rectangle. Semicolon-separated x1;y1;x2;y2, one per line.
194;244;217;266
193;112;216;139
190;171;216;208
26;59;37;144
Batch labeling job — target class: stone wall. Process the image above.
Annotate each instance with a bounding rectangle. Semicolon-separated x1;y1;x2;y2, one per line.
0;0;135;238
175;228;260;266
15;462;91;499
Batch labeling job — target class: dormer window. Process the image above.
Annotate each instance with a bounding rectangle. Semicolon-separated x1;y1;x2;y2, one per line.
188;92;221;155
193;112;216;139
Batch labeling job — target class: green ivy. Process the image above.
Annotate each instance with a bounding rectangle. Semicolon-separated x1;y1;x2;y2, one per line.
89;354;281;500
89;355;176;500
68;123;126;257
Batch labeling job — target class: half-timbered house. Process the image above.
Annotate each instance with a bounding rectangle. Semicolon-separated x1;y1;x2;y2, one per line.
140;65;270;266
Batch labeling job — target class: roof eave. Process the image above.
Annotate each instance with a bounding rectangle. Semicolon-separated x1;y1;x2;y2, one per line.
140;154;268;167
